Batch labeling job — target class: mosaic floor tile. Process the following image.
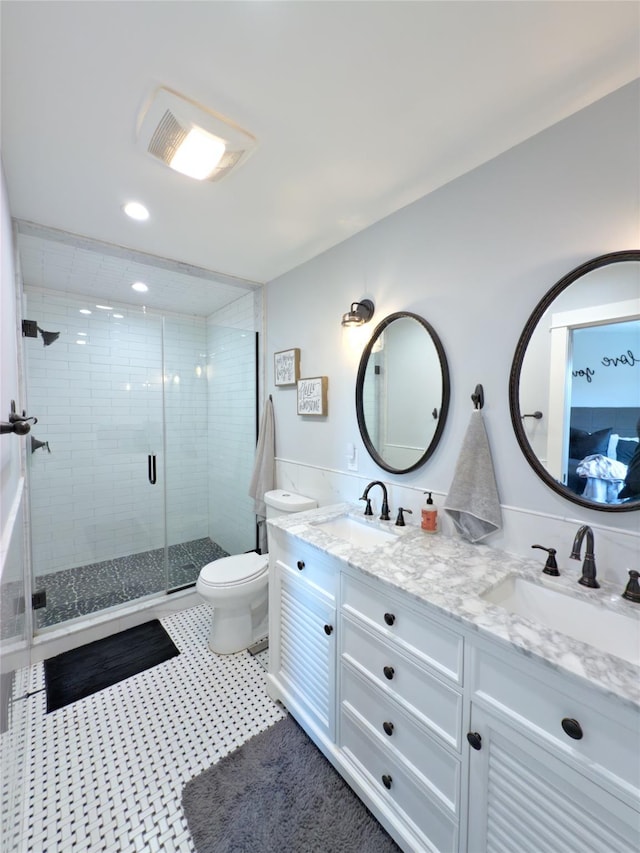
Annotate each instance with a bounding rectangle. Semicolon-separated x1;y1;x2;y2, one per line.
1;604;285;852
34;538;229;628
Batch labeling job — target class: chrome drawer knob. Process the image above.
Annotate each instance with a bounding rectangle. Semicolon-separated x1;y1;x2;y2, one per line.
561;718;583;740
384;612;396;626
381;774;393;790
382;721;394;736
383;665;395;680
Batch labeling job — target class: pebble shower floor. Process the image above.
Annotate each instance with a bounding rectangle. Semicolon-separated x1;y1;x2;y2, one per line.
1;604;283;852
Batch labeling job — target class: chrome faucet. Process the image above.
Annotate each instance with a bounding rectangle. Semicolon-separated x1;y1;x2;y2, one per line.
570;525;599;588
360;481;390;521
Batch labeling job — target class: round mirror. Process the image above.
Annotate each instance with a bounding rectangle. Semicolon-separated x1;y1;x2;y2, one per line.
509;251;640;512
356;312;450;474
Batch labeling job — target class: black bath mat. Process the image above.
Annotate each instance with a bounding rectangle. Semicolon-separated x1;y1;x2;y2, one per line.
44;619;179;713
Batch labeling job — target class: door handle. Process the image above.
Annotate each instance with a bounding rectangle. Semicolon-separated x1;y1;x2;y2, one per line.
148;454;157;485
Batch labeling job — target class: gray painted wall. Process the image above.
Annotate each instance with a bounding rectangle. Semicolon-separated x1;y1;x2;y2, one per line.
265;80;640;579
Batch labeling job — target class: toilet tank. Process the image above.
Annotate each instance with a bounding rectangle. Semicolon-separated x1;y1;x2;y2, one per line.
264;489;317;519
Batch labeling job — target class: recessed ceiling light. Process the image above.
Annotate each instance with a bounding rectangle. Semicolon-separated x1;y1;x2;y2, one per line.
76;339;87;345
113;313;124;319
77;332;87;336
79;308;92;315
132;282;148;293
96;304;113;310
123;201;149;221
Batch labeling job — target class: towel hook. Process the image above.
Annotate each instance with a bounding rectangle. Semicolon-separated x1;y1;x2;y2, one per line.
471;384;484;410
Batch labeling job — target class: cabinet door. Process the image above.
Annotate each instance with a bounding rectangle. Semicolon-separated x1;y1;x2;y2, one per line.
467;704;639;853
271;561;336;740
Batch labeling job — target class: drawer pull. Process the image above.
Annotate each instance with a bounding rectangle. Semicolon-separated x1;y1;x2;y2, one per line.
466;731;482;751
384;612;396;626
561;718;583;740
323;624;333;636
382;721;394;736
296;560;305;571
383;665;395;680
381;774;393;790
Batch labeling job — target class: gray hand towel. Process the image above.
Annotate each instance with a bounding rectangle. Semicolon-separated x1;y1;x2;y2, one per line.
443;409;502;543
248;396;275;519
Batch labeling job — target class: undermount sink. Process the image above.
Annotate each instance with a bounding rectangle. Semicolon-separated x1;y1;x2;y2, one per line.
314;515;398;549
482;575;640;666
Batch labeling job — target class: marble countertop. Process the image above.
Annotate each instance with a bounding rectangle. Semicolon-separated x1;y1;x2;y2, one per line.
268;503;640;709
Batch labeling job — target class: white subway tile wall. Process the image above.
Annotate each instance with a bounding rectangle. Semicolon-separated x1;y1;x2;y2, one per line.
26;290;167;575
207;293;260;555
25;288;260;583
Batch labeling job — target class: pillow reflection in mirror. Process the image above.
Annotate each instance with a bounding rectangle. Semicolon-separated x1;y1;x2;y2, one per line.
619;419;640;500
569;427;612;460
615;438;639;466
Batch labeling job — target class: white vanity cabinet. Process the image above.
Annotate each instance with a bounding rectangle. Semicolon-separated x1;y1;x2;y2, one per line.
467;642;640;853
267;521;640;853
339;569;465;853
266;528;338;745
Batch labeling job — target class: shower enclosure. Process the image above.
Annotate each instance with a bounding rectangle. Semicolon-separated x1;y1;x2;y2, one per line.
23;285;259;630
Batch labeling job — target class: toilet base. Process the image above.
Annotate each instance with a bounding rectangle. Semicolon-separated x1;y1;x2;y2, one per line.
208;605;255;655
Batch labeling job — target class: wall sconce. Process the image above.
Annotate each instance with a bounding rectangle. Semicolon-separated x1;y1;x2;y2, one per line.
341;299;375;327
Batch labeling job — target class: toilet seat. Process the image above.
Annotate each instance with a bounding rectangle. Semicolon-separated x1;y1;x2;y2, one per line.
198;552;268;589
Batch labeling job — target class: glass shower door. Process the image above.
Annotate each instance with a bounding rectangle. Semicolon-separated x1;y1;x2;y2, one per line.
162;319;258;591
25;291;167;628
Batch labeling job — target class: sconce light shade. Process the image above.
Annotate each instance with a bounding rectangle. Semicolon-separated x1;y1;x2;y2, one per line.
341;299;375;327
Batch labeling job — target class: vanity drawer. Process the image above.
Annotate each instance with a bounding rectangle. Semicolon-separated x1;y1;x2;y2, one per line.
341;705;458;853
269;531;337;599
342;572;463;683
341;660;460;815
471;646;640;796
341;616;462;751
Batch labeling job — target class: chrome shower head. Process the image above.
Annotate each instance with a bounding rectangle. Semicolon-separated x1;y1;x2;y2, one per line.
37;327;60;347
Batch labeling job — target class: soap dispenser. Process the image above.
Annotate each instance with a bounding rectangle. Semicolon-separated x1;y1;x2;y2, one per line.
421;492;438;533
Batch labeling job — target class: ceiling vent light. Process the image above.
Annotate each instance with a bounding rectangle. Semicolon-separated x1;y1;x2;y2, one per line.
137;87;257;182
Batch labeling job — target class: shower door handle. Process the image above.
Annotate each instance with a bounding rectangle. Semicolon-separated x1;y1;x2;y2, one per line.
148;454;157;485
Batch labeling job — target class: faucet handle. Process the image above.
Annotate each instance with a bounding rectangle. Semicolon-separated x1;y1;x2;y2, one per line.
395;507;412;526
532;544;560;577
360;497;373;516
622;570;640;603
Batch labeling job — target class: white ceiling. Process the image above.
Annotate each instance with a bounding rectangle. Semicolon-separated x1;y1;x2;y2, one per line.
2;1;639;307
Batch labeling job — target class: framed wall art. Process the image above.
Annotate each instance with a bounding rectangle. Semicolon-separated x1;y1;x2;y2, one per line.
274;348;300;386
297;376;328;416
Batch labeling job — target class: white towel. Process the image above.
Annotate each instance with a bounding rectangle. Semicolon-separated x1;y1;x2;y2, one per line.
248;396;275;519
443;409;502;543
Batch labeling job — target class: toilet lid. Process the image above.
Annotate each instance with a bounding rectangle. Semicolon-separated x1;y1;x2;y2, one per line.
199;552;268;587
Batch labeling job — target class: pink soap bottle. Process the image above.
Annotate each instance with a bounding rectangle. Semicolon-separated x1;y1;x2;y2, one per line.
421;492;438;533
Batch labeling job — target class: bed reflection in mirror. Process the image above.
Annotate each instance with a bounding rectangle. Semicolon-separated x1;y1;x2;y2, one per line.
512;251;640;511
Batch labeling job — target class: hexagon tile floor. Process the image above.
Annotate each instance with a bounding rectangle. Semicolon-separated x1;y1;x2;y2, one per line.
1;604;283;852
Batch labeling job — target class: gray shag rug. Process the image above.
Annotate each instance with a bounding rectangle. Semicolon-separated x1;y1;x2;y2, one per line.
181;714;402;853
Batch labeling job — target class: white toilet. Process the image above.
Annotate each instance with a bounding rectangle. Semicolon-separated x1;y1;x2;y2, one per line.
196;489;317;654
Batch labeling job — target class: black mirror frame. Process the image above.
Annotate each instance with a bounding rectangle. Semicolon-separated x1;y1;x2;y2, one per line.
355;311;451;474
508;249;640;513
